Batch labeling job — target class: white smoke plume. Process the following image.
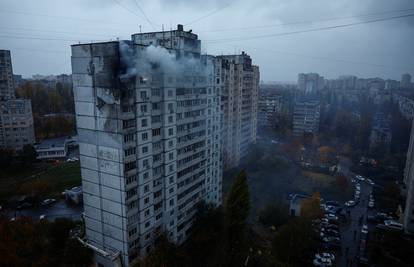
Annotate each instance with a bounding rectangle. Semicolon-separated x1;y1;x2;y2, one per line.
119;41;202;80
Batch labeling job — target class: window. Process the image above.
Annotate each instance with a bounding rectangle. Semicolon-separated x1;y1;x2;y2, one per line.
128;227;137;236
145;221;150;228
127;188;137;199
125;147;136;157
140;91;147;99
141;119;148;127
168;153;174;160
152;128;161;137
153;154;161;162
168;90;173;97
169;187;174;194
168;116;173;123
169;164;174;172
145;209;150;217
125;161;136;171
168;140;174;147
168;128;174;136
123;119;135;129
142;146;148;153
144;184;150;193
142;132;148;140
144;197;149;204
168;103;173;112
169;176;174;184
143;159;149;168
124;133;135;142
143;172;149;180
140;104;147;113
126;175;137;184
169;198;174;206
152;103;160;110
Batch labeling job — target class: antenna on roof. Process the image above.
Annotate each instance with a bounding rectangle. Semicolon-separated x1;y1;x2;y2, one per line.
139;25;142;34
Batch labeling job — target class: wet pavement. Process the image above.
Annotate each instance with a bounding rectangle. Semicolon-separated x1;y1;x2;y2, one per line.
7;200;83;222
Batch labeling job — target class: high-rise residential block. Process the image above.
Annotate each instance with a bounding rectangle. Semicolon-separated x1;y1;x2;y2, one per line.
0;50;15;100
71;25;222;266
401;73;412;89
404;121;414;234
292;99;320;137
297;73;324;93
0;49;35;151
217;53;259;170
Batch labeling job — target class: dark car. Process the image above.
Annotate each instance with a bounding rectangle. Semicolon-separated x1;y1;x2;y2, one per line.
17;202;33;210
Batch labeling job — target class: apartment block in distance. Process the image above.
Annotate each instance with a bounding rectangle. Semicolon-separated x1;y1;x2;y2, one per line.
0;49;35;150
71;24;222;267
217;52;259;170
292;98;320;137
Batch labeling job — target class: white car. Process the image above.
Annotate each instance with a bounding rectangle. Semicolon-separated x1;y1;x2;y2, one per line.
315;253;335;261
345;200;356;207
361;224;368;234
313;257;332;266
325;214;338;221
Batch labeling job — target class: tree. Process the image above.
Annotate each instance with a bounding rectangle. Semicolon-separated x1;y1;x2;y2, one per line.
225;170;251;267
271;218;318;266
18;144;38;166
258;202;289;228
62;238;94;267
300;192;323;220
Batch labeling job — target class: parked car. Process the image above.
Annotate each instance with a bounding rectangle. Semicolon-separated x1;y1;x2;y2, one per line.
384;220;403;231
41;198;57;206
39;214;46;220
345;200;356;207
323;236;340;243
313;257;332;266
315;253;335;262
361;224;368;234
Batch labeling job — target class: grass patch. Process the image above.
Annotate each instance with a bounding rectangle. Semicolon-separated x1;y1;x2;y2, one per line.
0;162;81;203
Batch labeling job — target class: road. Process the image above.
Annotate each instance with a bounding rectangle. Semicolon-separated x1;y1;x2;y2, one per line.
338;180;373;267
7;200;83;222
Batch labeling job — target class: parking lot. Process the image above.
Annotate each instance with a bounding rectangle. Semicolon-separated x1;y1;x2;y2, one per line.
7;199;83;222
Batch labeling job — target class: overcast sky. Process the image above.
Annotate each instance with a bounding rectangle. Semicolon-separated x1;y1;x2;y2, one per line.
1;0;413;82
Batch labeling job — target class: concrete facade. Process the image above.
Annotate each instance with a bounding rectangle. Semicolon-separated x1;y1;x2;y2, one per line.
404;120;414;234
258;96;281;129
71;25;222;267
217;53;259;170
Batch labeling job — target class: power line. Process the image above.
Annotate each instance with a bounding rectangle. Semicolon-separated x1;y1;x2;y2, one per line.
112;0;145;20
198;7;414;33
0;34;110;43
184;3;233;26
0;26;120;38
205;13;414;43
0;9;136;28
132;0;156;30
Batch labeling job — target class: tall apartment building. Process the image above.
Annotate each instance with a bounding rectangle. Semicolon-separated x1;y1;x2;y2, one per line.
0;50;15;100
403;120;414;234
292;99;320;137
258;96;281;129
217;53;259;170
401;73;412;89
71;25;222;266
0;49;35;150
297;73;324;94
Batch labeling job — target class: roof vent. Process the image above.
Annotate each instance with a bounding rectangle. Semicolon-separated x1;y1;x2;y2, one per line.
177;24;184;31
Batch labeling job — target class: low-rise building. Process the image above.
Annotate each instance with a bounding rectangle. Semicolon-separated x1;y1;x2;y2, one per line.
35;136;69;160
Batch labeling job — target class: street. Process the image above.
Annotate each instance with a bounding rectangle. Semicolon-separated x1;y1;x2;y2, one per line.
338;180;373;267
